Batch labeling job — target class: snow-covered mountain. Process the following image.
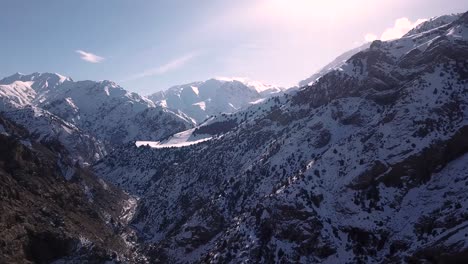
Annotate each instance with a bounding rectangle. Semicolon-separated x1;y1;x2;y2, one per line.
404;13;462;37
0;72;192;163
95;11;468;263
148;78;283;124
298;13;463;89
298;43;370;87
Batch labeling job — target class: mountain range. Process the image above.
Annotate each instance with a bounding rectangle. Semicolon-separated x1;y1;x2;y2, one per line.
95;11;468;263
0;72;192;163
148;77;283;124
1;11;467;264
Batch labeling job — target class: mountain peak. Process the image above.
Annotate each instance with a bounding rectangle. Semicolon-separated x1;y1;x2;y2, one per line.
148;77;283;123
298;42;371;87
212;76;283;93
0;72;72;89
404;13;462;37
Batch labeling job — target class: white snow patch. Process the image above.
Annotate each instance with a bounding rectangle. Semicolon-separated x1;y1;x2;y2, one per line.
135;128;212;149
158;99;168;108
191;85;199;96
249;98;266;105
192;101;206;111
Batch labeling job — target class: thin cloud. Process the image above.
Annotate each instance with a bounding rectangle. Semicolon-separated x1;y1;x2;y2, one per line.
364;17;427;42
75;50;105;63
121;52;198;82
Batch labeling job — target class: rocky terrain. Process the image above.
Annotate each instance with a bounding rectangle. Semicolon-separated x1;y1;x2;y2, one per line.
0;114;143;263
95;11;468;263
1;10;467;264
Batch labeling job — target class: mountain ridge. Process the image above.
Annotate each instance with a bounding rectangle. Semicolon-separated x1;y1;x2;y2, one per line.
95;11;468;263
0;72;191;163
1;10;467;263
148;78;284;124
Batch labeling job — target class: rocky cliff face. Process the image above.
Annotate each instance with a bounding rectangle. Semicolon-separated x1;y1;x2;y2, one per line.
0;114;144;263
95;12;468;263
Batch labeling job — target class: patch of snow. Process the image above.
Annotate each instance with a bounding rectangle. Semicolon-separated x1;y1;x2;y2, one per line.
249;98;266;105
158;99;168;108
191;85;199;96
192;101;206;111
135;128;212;149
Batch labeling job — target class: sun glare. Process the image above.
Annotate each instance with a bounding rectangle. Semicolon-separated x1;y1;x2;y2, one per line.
263;0;371;21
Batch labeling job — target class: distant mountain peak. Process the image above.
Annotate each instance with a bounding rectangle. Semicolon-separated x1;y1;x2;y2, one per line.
0;72;73;95
213;76;283;93
2;72;72;82
0;72;192;162
148;77;284;123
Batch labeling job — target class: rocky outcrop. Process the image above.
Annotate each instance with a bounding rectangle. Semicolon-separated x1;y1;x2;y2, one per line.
0;115;143;263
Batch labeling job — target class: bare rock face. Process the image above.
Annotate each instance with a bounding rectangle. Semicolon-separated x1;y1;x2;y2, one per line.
0;114;143;263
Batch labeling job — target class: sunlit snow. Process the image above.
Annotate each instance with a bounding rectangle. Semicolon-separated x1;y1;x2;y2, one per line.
136;128;211;149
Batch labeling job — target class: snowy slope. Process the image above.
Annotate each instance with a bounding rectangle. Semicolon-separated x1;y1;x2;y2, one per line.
0;72;71;107
0;76;106;163
215;77;284;96
298;43;370;87
37;79;192;145
95;11;468;263
148;78;283;124
404;13;462;37
297;13;462;89
0;73;192;162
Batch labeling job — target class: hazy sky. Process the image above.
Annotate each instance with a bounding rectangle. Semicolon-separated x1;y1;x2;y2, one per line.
1;0;466;94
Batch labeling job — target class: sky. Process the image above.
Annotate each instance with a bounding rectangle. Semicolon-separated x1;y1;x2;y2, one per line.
1;0;466;94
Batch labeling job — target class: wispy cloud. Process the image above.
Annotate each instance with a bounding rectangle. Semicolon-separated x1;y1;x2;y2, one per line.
75;50;105;63
121;52;198;82
364;17;427;42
